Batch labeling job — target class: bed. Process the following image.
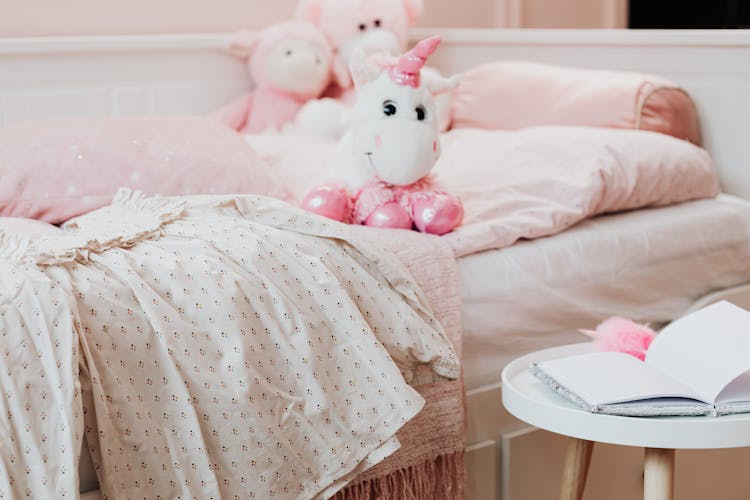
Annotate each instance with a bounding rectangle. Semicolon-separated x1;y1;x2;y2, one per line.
2;28;750;500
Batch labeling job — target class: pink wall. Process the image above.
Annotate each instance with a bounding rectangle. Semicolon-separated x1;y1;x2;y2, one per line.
0;0;298;36
0;0;499;37
519;0;626;28
421;0;498;28
0;0;623;37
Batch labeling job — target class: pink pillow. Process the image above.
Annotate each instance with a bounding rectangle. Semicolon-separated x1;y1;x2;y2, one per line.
0;217;63;238
451;61;701;145
434;126;717;257
0;116;289;224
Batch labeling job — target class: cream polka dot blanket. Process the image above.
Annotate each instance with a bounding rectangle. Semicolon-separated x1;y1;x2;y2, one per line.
0;189;461;499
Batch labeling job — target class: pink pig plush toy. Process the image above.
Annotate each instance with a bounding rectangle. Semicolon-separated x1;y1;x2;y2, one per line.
293;0;454;137
301;36;464;235
211;21;346;134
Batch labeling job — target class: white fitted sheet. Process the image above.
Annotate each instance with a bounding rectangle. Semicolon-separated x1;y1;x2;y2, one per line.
458;195;750;390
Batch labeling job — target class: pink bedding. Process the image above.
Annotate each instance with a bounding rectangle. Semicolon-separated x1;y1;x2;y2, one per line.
248;126;718;257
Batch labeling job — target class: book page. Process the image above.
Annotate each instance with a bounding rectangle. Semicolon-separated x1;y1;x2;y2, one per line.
646;301;750;404
716;371;750;405
536;351;704;407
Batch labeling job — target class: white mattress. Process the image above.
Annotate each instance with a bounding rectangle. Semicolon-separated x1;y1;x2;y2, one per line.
458;194;750;390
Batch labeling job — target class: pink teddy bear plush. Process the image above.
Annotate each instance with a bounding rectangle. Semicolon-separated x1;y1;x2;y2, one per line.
296;0;422;88
293;0;455;137
301;37;463;236
211;21;346;134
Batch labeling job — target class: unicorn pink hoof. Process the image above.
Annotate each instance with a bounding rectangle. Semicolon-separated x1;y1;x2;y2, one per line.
364;202;413;229
412;193;464;235
301;184;351;222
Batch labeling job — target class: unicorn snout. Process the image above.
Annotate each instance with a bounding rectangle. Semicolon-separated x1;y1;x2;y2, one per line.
356;120;440;186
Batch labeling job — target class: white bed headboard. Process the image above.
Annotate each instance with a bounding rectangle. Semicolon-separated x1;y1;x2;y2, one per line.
1;29;749;197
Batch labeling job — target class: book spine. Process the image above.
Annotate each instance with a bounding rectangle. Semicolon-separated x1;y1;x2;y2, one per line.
598;404;712;417
715;402;750;416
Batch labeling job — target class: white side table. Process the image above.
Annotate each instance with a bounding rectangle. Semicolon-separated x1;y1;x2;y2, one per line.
501;343;750;500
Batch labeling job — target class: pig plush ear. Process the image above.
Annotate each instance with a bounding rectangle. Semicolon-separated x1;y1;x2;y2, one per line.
403;0;424;25
228;30;260;59
349;49;382;88
295;0;324;24
424;72;462;96
331;58;352;88
368;52;399;69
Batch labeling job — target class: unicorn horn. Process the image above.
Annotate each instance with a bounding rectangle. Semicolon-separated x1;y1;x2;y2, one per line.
389;35;441;88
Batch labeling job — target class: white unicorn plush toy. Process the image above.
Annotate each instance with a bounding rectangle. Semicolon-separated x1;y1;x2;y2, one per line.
301;36;464;235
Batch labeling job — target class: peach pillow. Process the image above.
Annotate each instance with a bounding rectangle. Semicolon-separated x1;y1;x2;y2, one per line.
451;61;701;145
0;116;288;224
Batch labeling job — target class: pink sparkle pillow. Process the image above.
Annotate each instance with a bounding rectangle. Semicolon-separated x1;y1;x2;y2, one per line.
451;61;701;145
0;116;289;224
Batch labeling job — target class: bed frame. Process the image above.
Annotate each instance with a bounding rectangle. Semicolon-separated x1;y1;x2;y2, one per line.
2;29;750;500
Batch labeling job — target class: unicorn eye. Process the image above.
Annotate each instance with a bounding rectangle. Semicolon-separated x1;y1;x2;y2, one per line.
383;101;397;117
358;23;367;31
415;106;427;121
374;19;382;27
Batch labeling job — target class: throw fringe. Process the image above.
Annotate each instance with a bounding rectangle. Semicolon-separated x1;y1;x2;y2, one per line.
333;450;465;500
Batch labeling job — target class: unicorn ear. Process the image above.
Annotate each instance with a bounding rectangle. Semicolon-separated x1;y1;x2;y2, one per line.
349;49;382;88
403;0;424;25
228;30;260;59
295;0;324;24
424;72;462;96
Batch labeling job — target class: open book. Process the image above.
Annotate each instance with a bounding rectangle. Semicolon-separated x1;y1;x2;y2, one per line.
530;301;750;417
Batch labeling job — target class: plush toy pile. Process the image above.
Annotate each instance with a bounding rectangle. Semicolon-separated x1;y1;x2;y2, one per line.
213;0;454;136
212;0;464;235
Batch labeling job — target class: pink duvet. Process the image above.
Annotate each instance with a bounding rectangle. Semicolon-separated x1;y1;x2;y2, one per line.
248;126;718;257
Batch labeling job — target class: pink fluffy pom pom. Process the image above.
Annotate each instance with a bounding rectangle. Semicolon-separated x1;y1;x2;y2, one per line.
580;317;657;361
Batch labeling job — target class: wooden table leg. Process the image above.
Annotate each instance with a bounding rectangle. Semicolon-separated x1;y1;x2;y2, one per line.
559;438;594;500
644;448;675;500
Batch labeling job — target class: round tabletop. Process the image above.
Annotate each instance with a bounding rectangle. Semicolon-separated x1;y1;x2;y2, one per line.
501;343;750;449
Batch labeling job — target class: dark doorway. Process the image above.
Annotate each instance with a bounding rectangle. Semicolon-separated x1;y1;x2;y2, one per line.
629;0;750;28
